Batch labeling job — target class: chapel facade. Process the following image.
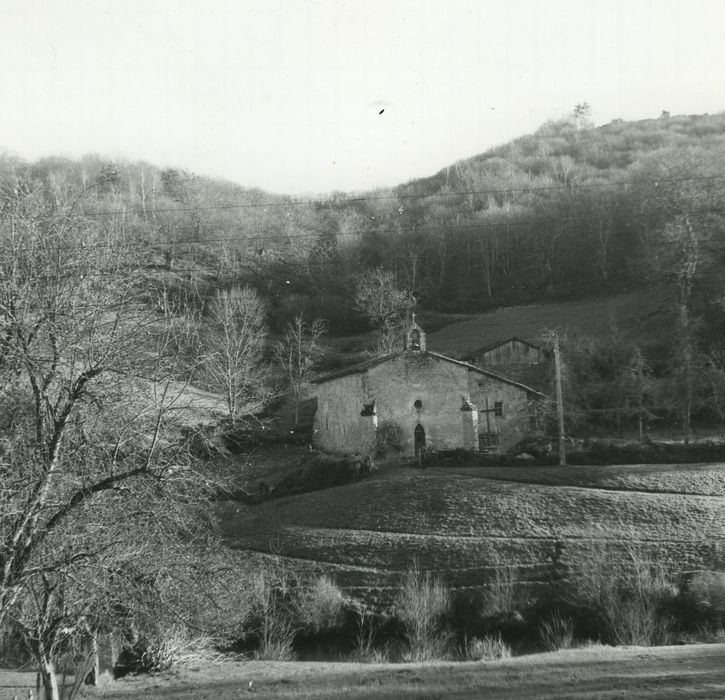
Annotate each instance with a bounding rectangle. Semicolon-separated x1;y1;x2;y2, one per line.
311;317;545;456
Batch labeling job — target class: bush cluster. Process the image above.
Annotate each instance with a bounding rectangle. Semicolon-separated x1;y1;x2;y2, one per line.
116;628;221;675
375;421;406;458
429;439;725;467
266;456;371;500
114;557;725;672
227;454;372;504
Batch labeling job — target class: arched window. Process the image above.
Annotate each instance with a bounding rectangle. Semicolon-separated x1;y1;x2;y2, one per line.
411;328;420;350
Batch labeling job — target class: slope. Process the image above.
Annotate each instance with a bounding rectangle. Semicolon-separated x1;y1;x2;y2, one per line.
426;286;677;358
219;463;725;606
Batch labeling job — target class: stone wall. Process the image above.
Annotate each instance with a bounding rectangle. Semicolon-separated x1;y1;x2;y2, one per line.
469;375;536;452
367;353;470;454
314;372;377;454
313;352;537;456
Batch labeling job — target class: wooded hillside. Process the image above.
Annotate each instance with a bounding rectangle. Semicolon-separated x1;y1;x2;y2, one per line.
2;110;723;335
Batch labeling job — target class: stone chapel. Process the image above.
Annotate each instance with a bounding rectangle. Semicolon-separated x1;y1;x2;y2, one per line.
311;317;545;456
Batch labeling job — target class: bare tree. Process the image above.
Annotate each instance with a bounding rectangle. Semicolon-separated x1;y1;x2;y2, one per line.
633;146;723;442
615;346;657;443
353;268;416;356
274;314;326;428
0;181;219;698
204;286;268;427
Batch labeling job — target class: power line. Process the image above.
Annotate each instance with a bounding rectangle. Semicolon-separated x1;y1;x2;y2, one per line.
6;235;725;282
2;174;724;220
3;206;724;253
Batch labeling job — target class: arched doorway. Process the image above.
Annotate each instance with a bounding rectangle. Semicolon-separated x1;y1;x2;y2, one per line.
414;423;426;459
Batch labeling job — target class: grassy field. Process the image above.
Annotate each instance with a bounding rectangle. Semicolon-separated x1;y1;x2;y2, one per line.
426;286;677;358
6;643;714;699
219;461;725;605
454;463;725;496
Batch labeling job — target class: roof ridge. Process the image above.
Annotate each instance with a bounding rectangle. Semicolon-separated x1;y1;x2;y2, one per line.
425;351;546;397
312;349;546;398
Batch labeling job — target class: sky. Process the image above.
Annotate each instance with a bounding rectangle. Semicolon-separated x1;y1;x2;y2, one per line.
0;0;724;195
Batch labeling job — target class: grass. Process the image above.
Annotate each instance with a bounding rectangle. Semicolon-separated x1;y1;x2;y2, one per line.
54;643;725;698
219;463;724;608
447;462;725;496
426;286;677;358
538;611;575;651
462;633;512;661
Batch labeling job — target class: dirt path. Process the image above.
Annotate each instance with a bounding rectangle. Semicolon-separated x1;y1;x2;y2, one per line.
61;643;725;699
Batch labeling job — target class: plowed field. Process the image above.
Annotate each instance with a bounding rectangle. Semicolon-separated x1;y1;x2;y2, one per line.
220;463;725;605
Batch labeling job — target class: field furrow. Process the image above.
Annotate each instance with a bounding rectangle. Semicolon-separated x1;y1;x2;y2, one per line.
220;464;724;606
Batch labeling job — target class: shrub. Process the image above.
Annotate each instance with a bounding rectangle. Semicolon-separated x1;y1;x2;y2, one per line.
606;595;672;647
449;562;529;651
346;607;387;663
674;570;725;637
295;575;346;634
566;544;677;646
483;562;520;617
462;634;511;661
394;562;452;661
118;627;221;674
538;610;575;651
248;568;297;661
687;571;725;617
680;626;725;644
375;421;406;458
243;455;371;503
247;570;356;661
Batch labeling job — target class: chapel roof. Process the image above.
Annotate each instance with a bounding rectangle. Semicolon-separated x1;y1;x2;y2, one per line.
311;349;545;398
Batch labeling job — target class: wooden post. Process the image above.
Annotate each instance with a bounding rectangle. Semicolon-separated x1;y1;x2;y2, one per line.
553;331;567;466
484;395;492;437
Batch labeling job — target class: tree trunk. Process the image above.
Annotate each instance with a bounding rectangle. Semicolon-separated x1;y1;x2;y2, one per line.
683;381;692;446
39;658;61;700
87;633;99;686
553;332;567;466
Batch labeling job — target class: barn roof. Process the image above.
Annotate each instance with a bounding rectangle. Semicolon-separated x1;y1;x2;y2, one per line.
311;349;546;398
469;336;542;356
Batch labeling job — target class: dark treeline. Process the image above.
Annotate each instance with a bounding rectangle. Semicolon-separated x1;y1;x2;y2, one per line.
1;110;725;336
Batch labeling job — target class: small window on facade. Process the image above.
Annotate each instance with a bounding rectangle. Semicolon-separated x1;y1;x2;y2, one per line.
494;401;503;417
414;399;423;410
361;400;376;417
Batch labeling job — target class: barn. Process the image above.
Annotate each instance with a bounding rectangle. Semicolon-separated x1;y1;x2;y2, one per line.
311;319;545;457
467;337;543;367
464;336;548;392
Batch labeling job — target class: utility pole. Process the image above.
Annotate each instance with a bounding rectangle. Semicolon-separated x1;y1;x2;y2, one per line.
552;330;567;466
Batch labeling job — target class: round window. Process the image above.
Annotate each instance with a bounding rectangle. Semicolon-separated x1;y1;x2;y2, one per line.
414;399;423;410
